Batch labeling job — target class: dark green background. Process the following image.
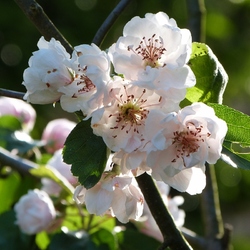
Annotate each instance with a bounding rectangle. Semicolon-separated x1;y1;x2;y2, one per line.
1;0;250;248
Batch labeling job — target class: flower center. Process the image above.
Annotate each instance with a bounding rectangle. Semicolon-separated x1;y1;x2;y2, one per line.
109;87;150;135
128;34;166;68
72;65;96;97
171;122;211;166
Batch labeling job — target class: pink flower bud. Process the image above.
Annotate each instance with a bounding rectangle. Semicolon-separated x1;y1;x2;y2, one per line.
14;189;56;235
0;97;36;132
41;118;76;153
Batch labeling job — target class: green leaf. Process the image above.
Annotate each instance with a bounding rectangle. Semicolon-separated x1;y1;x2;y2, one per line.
209;103;250;169
184;42;228;104
0;172;21;213
63;120;108;189
0;115;22;131
0;115;43;153
88;214;116;234
90;228;116;250
0;210;35;250
30;165;74;195
62;206;84;231
222;146;250;170
116;229;161;250
36;231;50;250
48;230;98;250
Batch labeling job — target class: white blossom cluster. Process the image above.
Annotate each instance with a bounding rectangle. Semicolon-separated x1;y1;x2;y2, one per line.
22;12;227;223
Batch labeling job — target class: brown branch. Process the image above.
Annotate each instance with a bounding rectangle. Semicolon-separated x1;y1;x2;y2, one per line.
14;0;73;54
92;0;132;47
186;0;206;42
136;173;192;250
0;88;25;100
0;147;38;176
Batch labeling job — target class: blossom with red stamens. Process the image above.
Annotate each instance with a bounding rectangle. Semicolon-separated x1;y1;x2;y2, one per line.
91;76;176;153
146;102;227;194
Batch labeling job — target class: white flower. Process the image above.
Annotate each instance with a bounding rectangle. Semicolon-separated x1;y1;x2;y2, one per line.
14;189;56;235
146;102;227;194
91;76;177;153
0;97;36;132
42;118;76;153
41;149;78;196
23;37;73;104
59;43;111;116
74;170;144;223
112;150;150;175
108;12;195;101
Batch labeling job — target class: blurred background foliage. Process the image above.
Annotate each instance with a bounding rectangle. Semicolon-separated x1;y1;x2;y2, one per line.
1;0;250;249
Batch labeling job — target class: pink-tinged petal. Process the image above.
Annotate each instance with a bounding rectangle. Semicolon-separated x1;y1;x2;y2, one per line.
14;189;56;234
85;183;114;215
74;185;87;204
108;12;195;105
159;167;206;194
110;189;128;222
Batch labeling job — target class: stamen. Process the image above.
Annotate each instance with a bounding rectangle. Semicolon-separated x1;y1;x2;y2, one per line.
171;122;210;165
127;34;166;68
73;65;96;94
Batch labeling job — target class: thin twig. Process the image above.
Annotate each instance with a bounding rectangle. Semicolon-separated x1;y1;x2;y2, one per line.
200;164;234;250
92;0;132;47
14;0;74;54
136;173;192;250
181;227;206;250
201;164;224;239
0;147;38;175
0;88;25;100
186;0;206;42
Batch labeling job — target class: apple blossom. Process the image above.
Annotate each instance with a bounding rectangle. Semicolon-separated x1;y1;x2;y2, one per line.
14;189;56;235
59;43;111;116
23;36;73;104
0;97;36;132
91;76;178;153
42;118;76;153
108;12;195;101
74;164;144;223
146;102;227;194
41;149;78;196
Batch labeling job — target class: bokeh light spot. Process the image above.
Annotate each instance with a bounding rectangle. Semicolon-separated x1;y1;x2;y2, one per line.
1;44;22;66
75;0;97;11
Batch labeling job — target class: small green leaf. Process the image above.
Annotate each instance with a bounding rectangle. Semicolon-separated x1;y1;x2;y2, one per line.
88;214;116;234
62;206;83;230
0;116;43;153
0;115;22;131
0;172;21;213
222;146;250;170
63;120;108;189
48;230;98;250
116;229;161;250
36;231;50;250
209;103;250;169
30;165;74;195
209;103;250;146
90;228;116;250
185;42;228;104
